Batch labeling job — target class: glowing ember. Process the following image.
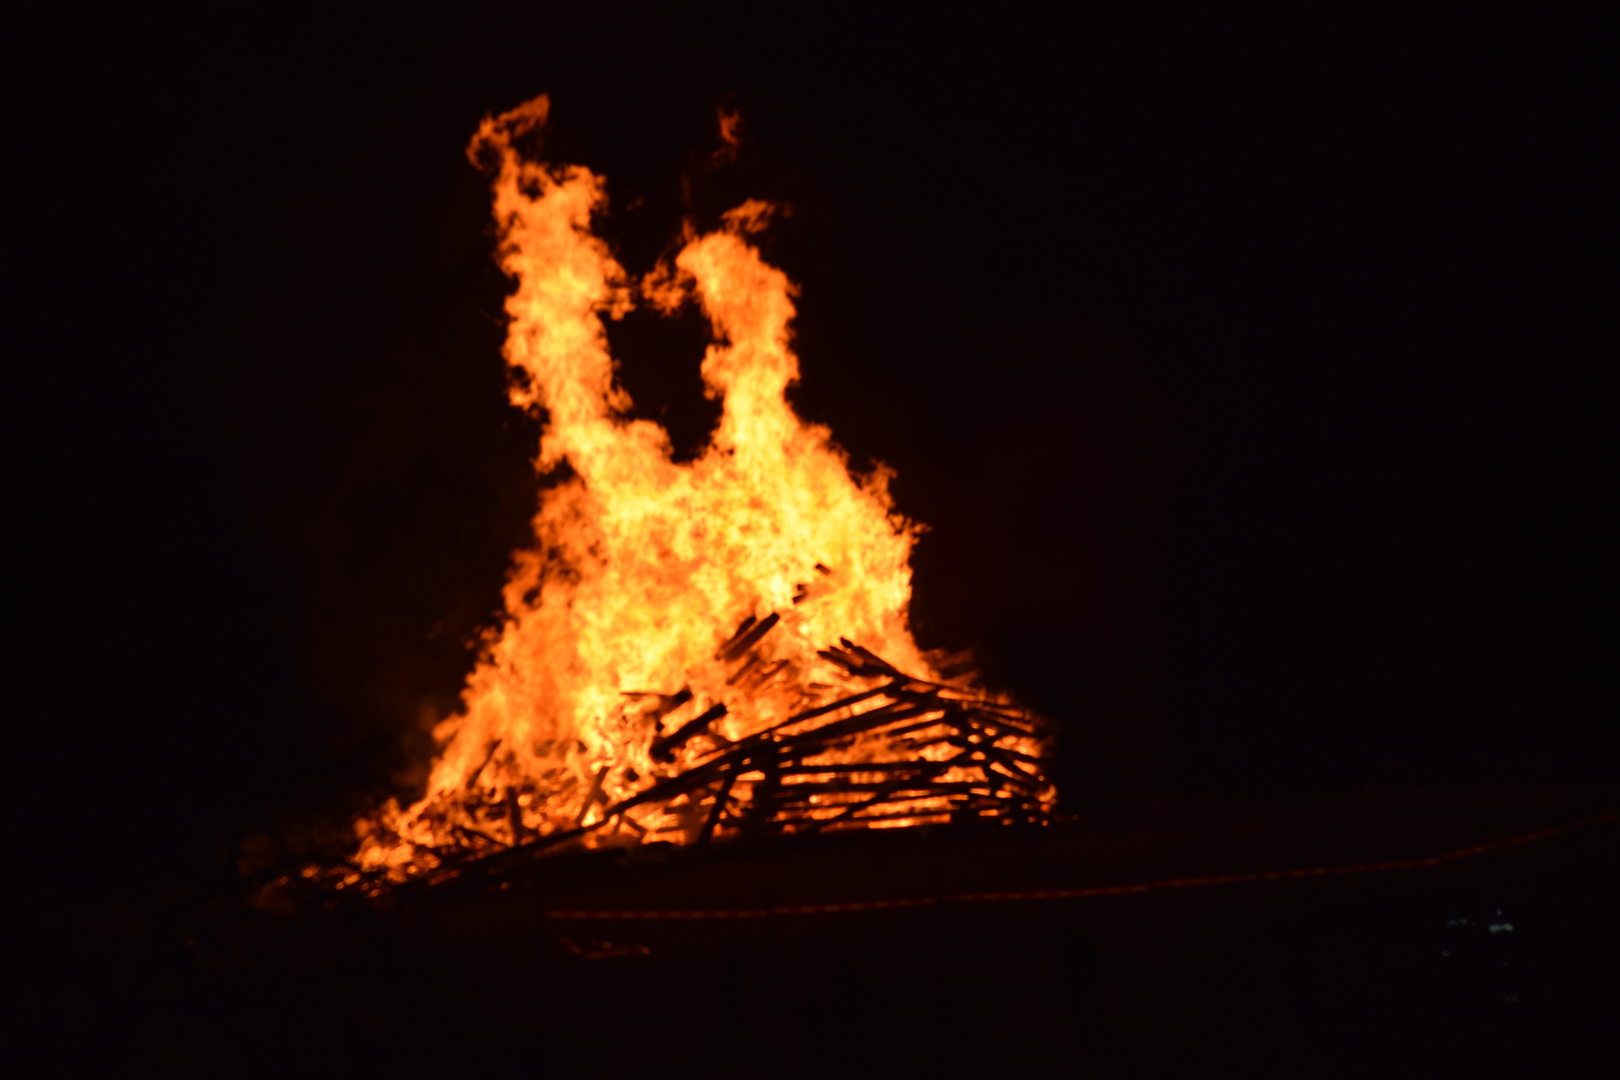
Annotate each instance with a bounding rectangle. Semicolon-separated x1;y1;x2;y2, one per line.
352;96;1053;883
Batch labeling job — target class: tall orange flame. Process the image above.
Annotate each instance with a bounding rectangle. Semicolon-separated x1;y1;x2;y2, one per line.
356;96;959;877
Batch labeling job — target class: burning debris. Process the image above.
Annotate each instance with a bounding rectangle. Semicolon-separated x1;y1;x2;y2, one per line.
337;95;1056;892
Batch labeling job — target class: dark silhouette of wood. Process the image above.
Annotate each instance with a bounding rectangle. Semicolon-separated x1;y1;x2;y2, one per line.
651;703;729;763
719;612;781;662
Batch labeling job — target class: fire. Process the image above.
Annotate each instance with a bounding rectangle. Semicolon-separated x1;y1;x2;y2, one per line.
354;96;1048;881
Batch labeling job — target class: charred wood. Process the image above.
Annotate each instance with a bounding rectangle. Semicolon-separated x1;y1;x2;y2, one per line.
465;739;503;790
506;786;528;844
697;773;738;845
838;638;903;675
651;703;729;763
573;764;612;826
776;761;951;776
719;612;780;662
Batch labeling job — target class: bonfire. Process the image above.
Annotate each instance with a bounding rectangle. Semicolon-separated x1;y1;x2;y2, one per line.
335;96;1055;893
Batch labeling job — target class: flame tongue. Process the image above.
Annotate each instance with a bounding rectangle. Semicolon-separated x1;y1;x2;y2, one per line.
355;97;939;876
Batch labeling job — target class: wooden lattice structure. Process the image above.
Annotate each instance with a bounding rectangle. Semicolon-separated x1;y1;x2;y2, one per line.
572;639;1055;848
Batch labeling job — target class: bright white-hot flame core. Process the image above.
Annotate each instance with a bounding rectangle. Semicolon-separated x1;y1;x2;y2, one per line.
355;96;941;875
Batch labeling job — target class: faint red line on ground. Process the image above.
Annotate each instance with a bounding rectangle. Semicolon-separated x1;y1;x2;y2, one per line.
541;812;1617;921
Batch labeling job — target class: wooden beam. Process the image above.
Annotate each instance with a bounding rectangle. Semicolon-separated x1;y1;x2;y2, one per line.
650;703;729;762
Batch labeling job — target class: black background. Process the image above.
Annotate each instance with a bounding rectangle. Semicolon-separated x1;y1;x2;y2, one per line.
11;6;1611;898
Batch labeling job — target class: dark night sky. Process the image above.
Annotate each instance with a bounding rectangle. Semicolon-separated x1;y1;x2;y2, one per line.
11;7;1611;893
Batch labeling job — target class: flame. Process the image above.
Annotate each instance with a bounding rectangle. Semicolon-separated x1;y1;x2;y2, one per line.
354;96;1021;879
713;106;742;164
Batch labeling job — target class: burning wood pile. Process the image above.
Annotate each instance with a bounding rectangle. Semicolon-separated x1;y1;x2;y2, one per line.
608;634;1053;845
317;96;1057;897
328;622;1052;895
